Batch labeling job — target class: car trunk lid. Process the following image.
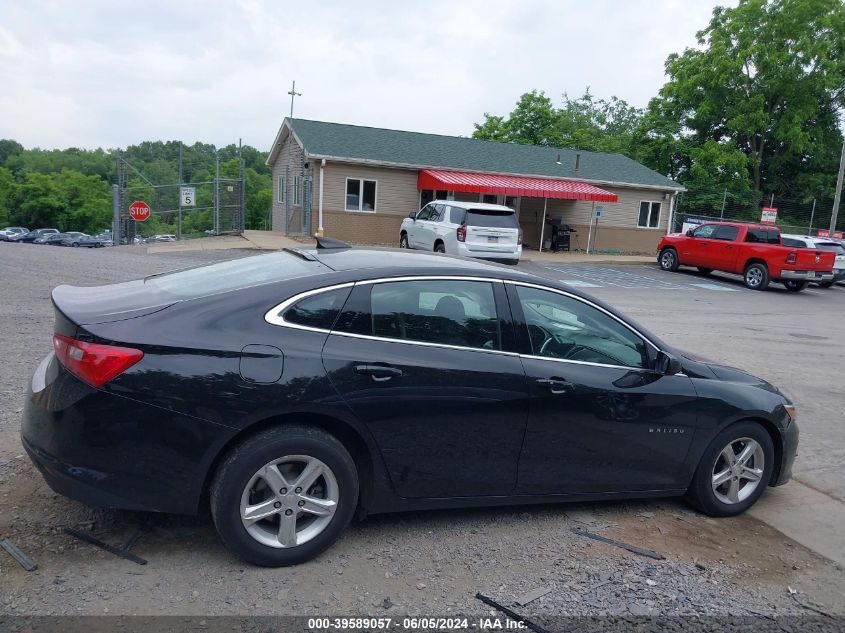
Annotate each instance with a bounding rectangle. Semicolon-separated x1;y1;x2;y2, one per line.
463;209;520;253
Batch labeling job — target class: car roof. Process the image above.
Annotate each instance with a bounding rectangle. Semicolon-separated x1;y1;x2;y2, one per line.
431;199;514;212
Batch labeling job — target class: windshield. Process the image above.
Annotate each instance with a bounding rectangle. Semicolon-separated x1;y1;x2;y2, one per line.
145;251;326;299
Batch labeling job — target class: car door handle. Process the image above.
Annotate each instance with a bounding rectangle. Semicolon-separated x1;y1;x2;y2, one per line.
536;377;573;394
354;364;403;382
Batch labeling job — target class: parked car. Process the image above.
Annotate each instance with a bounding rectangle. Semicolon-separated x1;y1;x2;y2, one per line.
79;233;113;248
781;234;845;288
144;234;177;243
23;240;798;567
14;228;59;243
0;227;29;241
400;200;522;264
36;233;68;245
657;222;835;291
56;232;89;247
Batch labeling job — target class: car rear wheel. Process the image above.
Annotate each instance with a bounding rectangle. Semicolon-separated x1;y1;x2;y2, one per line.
685;421;774;517
783;280;808;292
697;267;712;275
743;263;769;290
434;242;445;253
399;233;409;249
210;425;358;567
659;248;679;272
72;242;79;247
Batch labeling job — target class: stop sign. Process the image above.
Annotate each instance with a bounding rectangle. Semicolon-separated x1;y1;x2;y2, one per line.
129;201;151;222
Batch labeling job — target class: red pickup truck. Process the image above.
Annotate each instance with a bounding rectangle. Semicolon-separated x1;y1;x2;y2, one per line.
657;222;835;292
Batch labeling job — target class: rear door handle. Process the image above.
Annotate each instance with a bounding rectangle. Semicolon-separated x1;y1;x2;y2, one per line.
354;364;403;382
536;377;573;394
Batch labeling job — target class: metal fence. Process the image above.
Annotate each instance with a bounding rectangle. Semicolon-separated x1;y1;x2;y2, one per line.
673;188;844;238
113;153;244;245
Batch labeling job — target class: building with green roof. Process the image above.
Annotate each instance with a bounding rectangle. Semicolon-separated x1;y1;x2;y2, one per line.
267;118;683;252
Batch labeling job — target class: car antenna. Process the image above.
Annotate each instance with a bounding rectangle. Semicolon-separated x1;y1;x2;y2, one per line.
315;236;351;250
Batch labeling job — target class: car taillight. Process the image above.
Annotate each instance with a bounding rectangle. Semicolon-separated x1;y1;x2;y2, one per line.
518;228;523;245
52;334;143;388
457;225;467;242
786;251;797;264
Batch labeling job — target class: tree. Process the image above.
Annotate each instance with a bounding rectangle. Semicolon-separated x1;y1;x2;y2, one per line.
651;0;845;199
473;89;643;155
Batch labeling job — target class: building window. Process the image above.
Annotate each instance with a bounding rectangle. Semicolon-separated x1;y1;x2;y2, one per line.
277;175;286;203
293;176;302;206
637;201;661;228
346;178;377;212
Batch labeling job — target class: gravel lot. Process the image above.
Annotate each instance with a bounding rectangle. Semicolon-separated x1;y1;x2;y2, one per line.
1;242;844;623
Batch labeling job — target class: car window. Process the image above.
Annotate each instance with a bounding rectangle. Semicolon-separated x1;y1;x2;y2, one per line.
341;280;501;351
449;206;466;225
781;237;806;248
691;224;717;238
465;209;518;229
282;287;352;330
416;205;433;221
746;228;780;244
432;204;446;222
515;286;649;369
816;242;845;254
712;225;739;241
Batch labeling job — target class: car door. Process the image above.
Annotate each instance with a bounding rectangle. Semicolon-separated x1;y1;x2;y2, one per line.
408;204;432;249
322;277;529;498
507;283;699;494
418;204;443;251
683;224;718;266
707;225;740;271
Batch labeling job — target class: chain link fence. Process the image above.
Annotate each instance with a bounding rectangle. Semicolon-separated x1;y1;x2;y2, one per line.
673;186;843;238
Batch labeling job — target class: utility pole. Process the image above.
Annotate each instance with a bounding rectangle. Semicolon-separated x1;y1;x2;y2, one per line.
288;81;301;119
238;138;245;234
829;134;845;236
720;188;727;219
808;199;816;234
214;148;220;236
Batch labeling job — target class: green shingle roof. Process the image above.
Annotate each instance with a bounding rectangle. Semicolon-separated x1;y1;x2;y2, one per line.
281;118;681;190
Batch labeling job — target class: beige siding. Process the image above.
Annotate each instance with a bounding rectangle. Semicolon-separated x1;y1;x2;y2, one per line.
270;133;308;233
310;163;419;245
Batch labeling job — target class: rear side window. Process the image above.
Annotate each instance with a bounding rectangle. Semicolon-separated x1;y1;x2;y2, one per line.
337;280;501;351
449;207;466;224
283;287;352;330
781;237;806;248
712;226;739;241
465;209;518;229
746;229;780;244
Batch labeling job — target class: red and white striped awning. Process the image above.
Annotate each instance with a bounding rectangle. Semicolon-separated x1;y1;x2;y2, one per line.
418;169;618;202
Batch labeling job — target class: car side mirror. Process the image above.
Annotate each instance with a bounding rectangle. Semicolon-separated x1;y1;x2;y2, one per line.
409;211;417;221
686;229;694;237
655;350;682;376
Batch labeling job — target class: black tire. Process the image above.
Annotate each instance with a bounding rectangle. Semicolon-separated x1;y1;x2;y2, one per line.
210;425;359;567
399;233;409;249
783;280;808;292
743;262;770;290
818;281;834;289
434;242;445;253
685;420;774;517
658;247;679;272
72;242;79;247
697;267;712;275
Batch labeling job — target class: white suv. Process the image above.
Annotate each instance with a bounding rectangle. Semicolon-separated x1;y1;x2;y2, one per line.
399;200;522;264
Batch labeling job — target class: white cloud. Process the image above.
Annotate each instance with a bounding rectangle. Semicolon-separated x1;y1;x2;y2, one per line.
0;0;729;150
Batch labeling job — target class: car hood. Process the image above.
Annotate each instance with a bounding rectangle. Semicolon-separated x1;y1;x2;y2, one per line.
677;349;787;399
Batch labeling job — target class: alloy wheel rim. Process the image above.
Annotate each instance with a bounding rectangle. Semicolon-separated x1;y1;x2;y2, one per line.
240;455;338;548
746;269;762;286
661;251;674;269
711;437;764;505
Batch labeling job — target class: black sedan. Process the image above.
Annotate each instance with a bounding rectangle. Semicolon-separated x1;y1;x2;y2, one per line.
22;241;799;566
15;228;59;243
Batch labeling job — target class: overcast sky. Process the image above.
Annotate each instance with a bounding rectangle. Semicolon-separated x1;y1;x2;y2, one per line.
0;0;730;151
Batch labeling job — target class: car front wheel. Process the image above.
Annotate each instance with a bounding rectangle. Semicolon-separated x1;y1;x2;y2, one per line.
659;248;679;272
210;425;358;567
399;233;409;249
685;421;774;517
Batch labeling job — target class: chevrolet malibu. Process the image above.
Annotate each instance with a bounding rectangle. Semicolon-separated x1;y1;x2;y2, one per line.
22;240;799;566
